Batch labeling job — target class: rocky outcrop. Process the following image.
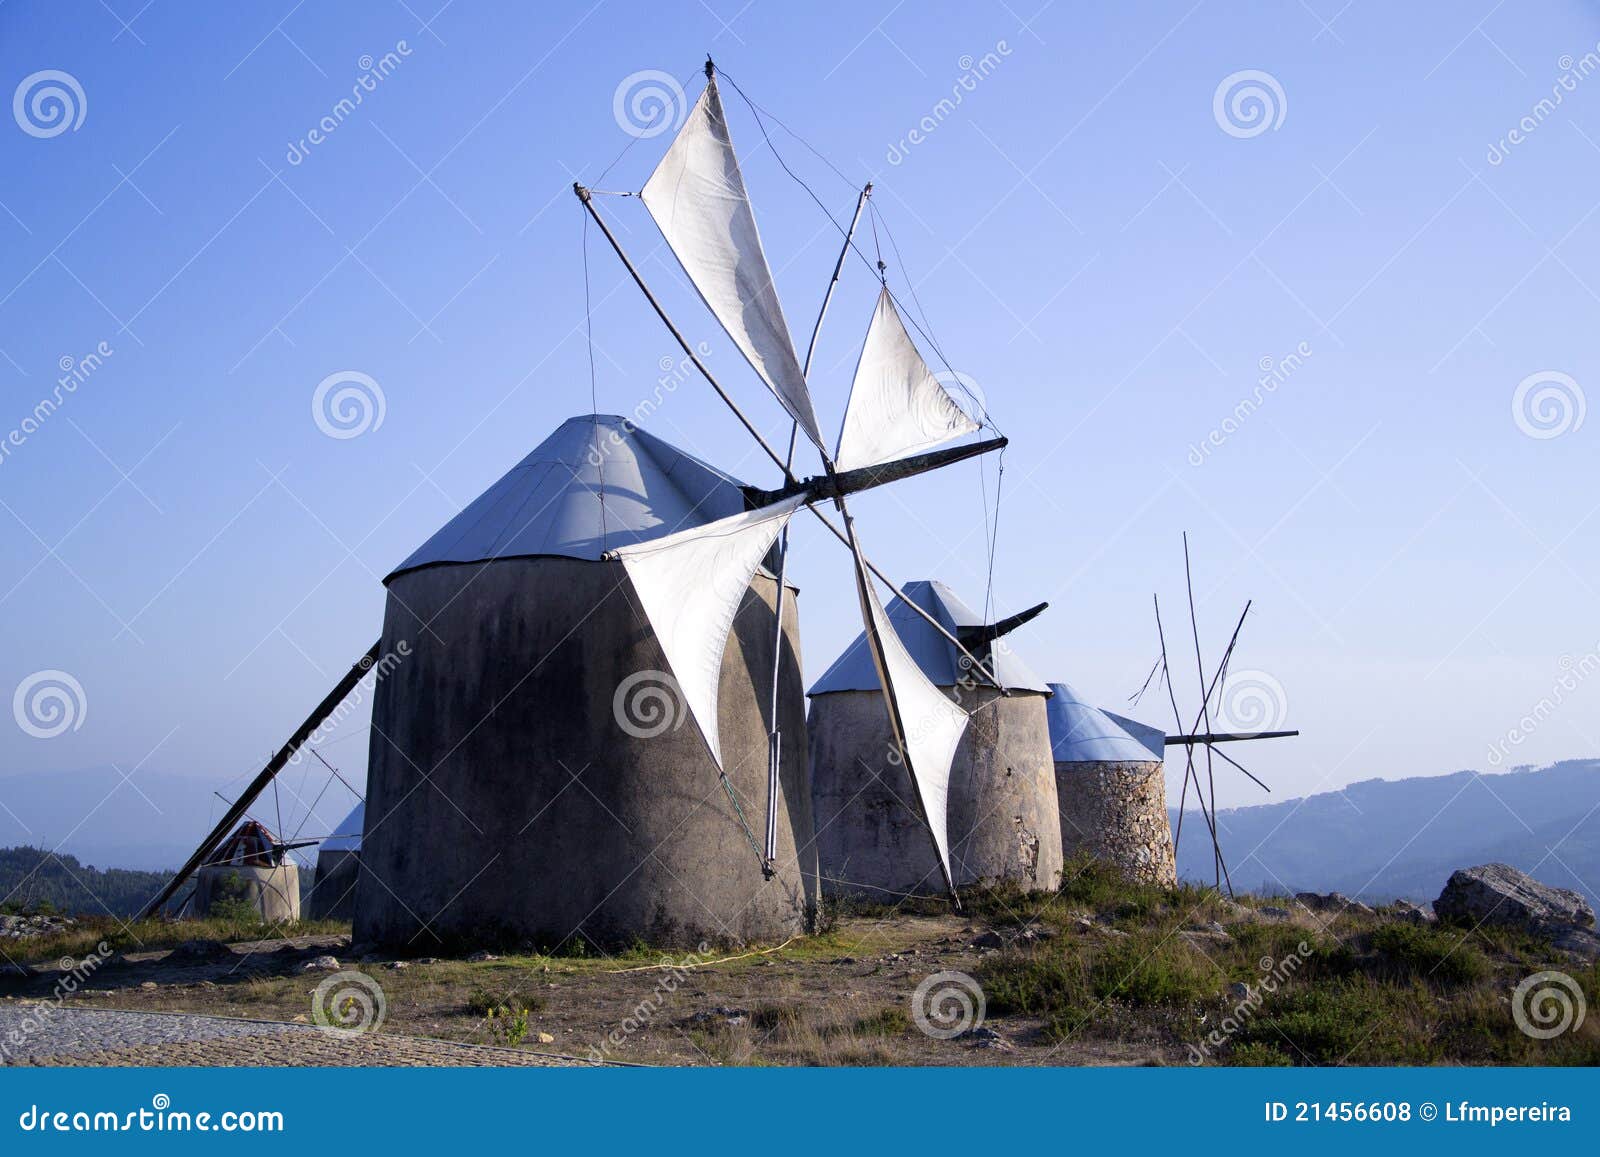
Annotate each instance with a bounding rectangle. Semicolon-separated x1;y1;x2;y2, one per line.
0;912;76;940
1295;891;1374;916
1433;863;1595;936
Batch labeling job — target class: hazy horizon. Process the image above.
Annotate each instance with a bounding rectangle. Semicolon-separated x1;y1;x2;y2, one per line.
4;2;1600;857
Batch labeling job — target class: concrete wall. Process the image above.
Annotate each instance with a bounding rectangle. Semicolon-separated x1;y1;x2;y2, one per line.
1054;759;1177;886
306;850;359;921
353;557;817;951
194;863;301;924
809;687;1062;899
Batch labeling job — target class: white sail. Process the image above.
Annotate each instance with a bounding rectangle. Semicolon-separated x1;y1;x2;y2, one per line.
611;496;804;769
846;540;970;889
835;288;980;471
641;79;826;454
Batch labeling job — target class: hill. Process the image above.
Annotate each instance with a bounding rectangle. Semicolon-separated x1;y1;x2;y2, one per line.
0;846;171;916
1173;758;1600;906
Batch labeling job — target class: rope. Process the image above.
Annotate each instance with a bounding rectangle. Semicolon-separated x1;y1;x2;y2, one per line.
603;935;799;972
719;771;766;868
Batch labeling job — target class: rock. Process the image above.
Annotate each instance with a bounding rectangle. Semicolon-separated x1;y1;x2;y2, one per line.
139;980;158;990
167;939;233;962
1295;891;1374;916
1390;900;1435;925
1434;864;1595;936
1016;925;1056;944
535;1031;556;1044
1180;929;1231;947
300;955;341;973
961;1025;1013;1050
385;960;411;970
415;957;439;965
467;950;499;963
969;930;1004;949
687;1006;749;1028
1259;906;1292;920
1551;927;1600;961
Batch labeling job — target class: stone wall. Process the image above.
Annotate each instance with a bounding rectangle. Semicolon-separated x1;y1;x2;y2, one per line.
1054;760;1176;886
354;558;816;951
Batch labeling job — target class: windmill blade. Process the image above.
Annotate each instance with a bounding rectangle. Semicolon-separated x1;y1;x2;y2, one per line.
844;528;970;900
834;288;980;471
609;496;805;769
639;71;826;454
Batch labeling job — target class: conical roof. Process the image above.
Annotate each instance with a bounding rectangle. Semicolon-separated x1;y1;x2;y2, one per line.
387;415;750;580
1045;682;1165;763
320;802;364;854
809;579;1050;694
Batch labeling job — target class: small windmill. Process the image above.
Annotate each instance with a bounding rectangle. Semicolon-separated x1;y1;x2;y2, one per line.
1138;534;1298;895
574;59;1008;904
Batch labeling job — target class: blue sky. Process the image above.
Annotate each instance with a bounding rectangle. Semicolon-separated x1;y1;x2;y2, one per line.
2;0;1598;855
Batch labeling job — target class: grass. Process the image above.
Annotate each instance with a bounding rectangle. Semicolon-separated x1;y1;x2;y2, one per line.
957;855;1600;1065
5;914;352;966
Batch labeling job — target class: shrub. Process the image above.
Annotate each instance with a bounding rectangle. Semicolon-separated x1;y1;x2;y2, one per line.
1368;922;1490;987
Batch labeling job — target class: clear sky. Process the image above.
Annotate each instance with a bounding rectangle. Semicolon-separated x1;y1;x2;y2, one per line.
2;1;1598;854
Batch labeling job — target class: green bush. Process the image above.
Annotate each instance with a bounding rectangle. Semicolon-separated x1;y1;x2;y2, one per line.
1368;922;1490;987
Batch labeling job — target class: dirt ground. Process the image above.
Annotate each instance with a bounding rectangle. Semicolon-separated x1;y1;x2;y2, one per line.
0;914;1173;1067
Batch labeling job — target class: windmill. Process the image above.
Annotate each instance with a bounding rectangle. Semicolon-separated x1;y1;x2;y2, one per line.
1139;534;1299;895
573;59;1008;904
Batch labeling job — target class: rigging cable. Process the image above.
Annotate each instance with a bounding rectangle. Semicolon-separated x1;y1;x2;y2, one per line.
582;209;608;551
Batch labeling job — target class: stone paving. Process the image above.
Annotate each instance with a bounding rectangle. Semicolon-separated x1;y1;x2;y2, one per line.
1;1006;591;1067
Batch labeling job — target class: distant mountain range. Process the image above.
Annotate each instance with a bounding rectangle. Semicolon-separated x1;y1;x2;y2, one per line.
1173;759;1600;908
0;766;357;873
5;761;1598;913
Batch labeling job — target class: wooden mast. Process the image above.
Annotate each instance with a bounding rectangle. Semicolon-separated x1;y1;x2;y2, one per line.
762;183;872;870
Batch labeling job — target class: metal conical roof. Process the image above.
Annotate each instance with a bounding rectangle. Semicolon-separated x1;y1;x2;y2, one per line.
809;579;1050;694
1045;682;1165;763
387;415;750;580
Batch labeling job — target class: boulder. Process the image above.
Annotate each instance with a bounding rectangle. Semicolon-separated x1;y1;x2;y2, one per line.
300;955;342;973
1389;900;1435;925
1295;891;1374;916
1433;864;1595;935
167;939;234;962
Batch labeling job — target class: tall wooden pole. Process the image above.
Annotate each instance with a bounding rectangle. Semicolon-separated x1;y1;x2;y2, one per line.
763;183;871;868
137;643;381;920
573;183;794;482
